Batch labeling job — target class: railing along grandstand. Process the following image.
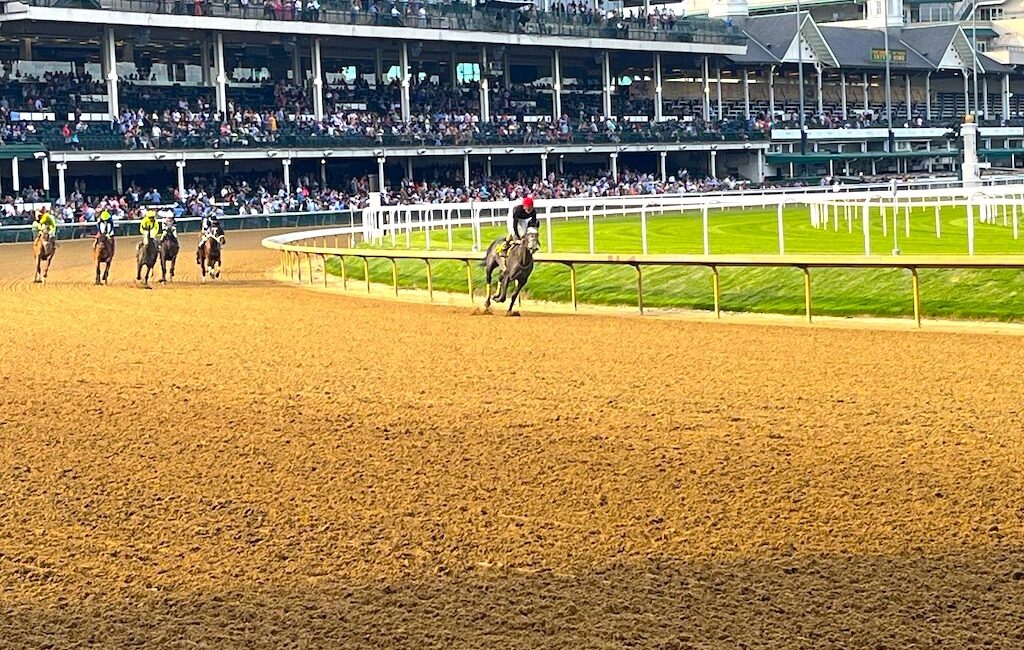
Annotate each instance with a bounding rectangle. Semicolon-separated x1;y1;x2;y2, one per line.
0;208;360;244
24;0;745;46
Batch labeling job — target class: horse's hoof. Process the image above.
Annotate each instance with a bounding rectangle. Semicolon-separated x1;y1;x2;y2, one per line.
506;311;521;318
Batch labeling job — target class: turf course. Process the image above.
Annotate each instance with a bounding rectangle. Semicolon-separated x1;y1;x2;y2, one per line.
326;204;1024;320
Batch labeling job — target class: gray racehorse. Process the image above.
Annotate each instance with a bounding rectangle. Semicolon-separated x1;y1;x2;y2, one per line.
136;235;159;287
482;227;540;315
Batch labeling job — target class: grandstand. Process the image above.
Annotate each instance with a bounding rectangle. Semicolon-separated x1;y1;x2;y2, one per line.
0;0;1022;201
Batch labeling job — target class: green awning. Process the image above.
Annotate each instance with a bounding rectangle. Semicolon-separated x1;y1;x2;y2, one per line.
965;28;999;39
767;150;959;164
0;144;47;160
980;148;1024;156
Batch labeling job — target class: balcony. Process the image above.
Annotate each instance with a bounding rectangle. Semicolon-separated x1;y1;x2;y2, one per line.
15;0;746;48
985;44;1024;65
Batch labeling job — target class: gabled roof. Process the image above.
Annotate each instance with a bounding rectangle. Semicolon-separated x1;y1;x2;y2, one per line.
899;23;961;68
735;12;838;66
819;26;935;70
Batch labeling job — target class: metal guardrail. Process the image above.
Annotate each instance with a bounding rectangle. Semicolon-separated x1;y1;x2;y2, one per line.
264;228;1024;328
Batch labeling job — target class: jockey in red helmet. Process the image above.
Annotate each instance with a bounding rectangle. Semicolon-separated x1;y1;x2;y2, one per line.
499;195;539;257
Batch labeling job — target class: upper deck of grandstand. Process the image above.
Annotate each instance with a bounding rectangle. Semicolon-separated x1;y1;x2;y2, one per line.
1;0;746;53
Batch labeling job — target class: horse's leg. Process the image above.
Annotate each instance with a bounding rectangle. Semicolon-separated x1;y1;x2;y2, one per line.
95;261;101;285
170;256;176;280
159;253;167;283
103;261;111;284
506;279;525;316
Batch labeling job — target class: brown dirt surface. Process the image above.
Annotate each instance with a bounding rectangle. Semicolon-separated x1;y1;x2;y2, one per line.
1;230;1023;649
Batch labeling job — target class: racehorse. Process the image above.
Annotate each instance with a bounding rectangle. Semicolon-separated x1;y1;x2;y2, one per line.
32;230;56;283
136;234;159;287
483;227;540;315
93;233;115;285
158;232;179;283
197;236;222;283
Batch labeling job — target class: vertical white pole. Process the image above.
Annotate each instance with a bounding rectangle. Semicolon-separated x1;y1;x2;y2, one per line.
1014;203;1019;240
545;209;553;253
702;206;710;255
777;202;785;255
40;156;49;193
424;209;431;250
405;206;411;249
904;204;910;238
12;157;20;192
862;202;870;256
588;210;595;254
934;204;941;238
641;205;648;255
446;208;453;250
967;200;975;255
881;204;888;237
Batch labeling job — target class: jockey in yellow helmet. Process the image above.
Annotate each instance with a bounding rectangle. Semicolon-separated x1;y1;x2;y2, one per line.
139;209;160;246
33;208;57;239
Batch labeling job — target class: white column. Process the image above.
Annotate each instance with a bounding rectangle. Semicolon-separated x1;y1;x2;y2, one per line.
863;72;869;112
375;47;384;86
450;51;458;87
654;53;663;122
905;74;912;120
291;45;302;88
282;158;292;193
175;160;186;198
12;157;20;192
311;38;325;122
541;153;548;179
485;156;492;177
926;72;932;120
742;69;750;120
963;72;969;116
40;156;49;194
56;162;67;203
816;64;823;116
659;150;667;182
716;64;723;120
479;48;490;123
399;42;411;122
405;157;413;181
602;51;612;118
552;49;562;120
702;56;711;121
768;66;775;116
463;153;470;188
200;38;212;87
609;152;618;181
376;156;386;193
710;149;717;177
114;163;123;194
102;26;119;118
214;32;228;116
840;71;847;118
1003;74;1012;121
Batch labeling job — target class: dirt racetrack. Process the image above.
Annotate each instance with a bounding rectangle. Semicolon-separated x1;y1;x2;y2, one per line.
1;229;1023;648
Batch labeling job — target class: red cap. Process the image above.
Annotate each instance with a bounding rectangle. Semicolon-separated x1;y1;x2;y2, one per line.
523;196;534;209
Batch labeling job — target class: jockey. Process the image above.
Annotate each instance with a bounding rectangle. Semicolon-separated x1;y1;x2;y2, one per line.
498;195;538;257
33;208;58;237
96;209;115;244
159;210;177;240
197;212;225;261
139;209;160;246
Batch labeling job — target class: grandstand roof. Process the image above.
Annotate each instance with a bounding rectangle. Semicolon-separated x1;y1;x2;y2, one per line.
733;12;1017;73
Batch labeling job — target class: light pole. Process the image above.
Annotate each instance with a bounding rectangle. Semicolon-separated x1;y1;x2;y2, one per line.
882;13;892;132
969;0;1002;120
796;0;805;134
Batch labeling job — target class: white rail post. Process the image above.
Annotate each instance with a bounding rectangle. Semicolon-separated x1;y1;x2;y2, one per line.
1014;203;1019;240
862;201;870;256
881;203;888;237
545;207;553;253
702;205;710;255
472;202;482;251
967;200;975;256
587;209;595;254
904;204;910;239
405;207;412;249
447;208;454;250
424;208;432;251
640;204;648;255
934;205;941;238
776;202;785;255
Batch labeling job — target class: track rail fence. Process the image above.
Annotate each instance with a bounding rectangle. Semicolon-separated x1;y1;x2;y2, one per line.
263;229;1024;328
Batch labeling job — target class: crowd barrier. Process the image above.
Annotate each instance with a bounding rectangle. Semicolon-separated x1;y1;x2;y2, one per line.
0;209;361;244
263;227;1024;328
